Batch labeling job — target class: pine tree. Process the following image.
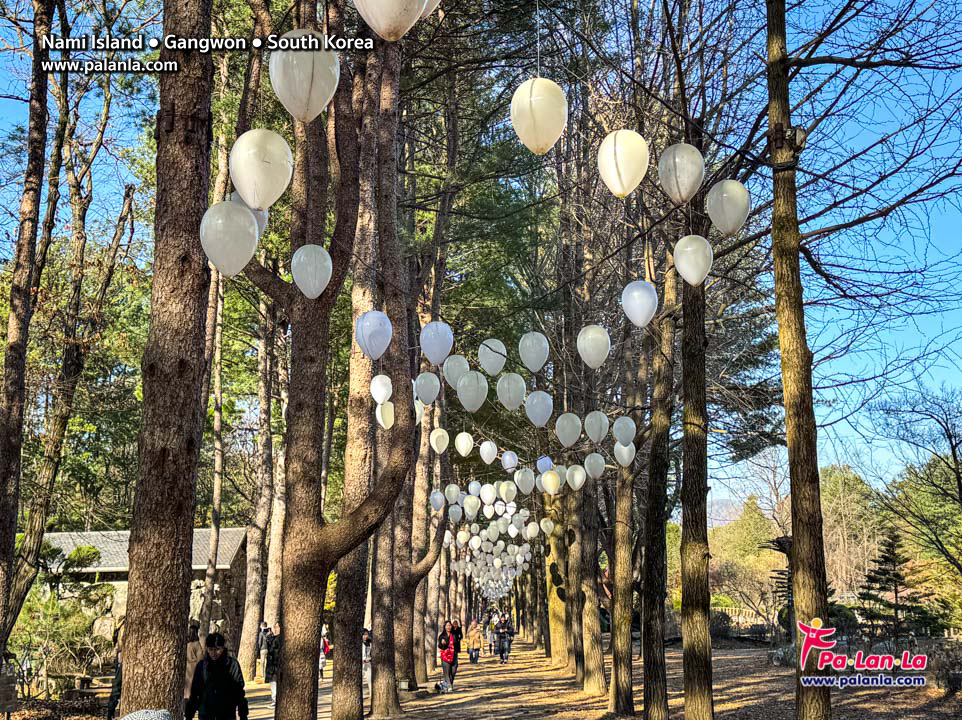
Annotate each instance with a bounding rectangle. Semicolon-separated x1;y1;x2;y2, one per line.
857;530;941;641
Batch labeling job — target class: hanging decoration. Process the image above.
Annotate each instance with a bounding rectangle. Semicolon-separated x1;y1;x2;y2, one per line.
706;179;751;235
614;442;637;467
479;440;498;465
480;483;498;505
621;280;658;328
268;29;339;123
370;374;393;405
414;372;441;405
577;325;611;369
229;129;293;210
657;142;705;205
420;321;454;365
449;504;463;523
566;465;587;491
539;518;555;536
442;354;469;389
291;244;333;299
584;453;606;479
478;338;507;376
354;310;393;360
674;234;714;286
457;371;488;412
525;391;553;428
514;468;535;495
518;331;550;373
499;480;518;503
429;428;449;454
597;129;650;198
584;411;609;444
541;470;562;496
468;480;481;496
554;413;582;447
536;456;554;474
501;451;519;472
444;483;461;504
612;416;636;446
200;201;259;278
455;432;473;457
351;0;427;42
496;373;526;411
376;401;395;430
430;490;445;511
229;191;268;238
415;399;425;424
420;0;442;18
509;78;568;155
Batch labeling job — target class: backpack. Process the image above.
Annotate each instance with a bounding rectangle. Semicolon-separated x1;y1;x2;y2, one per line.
437;635;449;650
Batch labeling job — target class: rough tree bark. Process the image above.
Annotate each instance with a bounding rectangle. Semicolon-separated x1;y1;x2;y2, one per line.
263;327;289;627
118;0;214;712
0;0;53;649
765;2;832;718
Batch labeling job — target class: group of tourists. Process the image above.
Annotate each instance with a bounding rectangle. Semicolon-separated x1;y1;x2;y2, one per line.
434;610;515;693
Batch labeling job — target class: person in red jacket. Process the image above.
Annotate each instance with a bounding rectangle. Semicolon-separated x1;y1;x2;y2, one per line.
435;621;456;693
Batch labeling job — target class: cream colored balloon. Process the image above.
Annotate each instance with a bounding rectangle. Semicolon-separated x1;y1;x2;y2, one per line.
370;374;393;405
518;331;550;373
414;399;425;424
706;179;751;236
566;465;587;491
499;481;518;503
479;440;498;465
268;29;339;122
615;442;637;467
658;142;705;205
584;452;606;479
352;0;428;42
429;427;449;454
480;483;498;506
229;129;293;210
375;401;395;430
539;518;555;536
674;234;714;286
496;373;526;411
577;325;611;369
510;78;568;155
598;129;649;198
420;0;442;17
514;468;535;495
454;431;473;457
554;413;582;448
200;201;259;278
541;470;562;496
584;411;609;444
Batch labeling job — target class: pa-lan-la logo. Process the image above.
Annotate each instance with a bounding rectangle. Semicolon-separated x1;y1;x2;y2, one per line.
798;617;928;672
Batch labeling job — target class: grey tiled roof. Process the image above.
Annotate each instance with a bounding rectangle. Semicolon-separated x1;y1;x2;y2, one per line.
43;528;247;573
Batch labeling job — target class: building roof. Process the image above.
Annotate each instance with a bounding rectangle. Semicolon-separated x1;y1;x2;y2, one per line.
43;528;247;574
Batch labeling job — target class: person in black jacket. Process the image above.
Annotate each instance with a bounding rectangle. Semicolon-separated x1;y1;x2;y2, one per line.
449;619;463;682
494;614;515;664
185;633;249;720
106;655;122;720
265;624;282;708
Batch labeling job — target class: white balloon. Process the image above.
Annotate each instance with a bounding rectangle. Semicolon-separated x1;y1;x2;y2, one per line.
455;432;473;457
497;516;510;532
480;441;498;465
444;483;461;505
501;451;518;472
674;234;714;286
622;280;658;328
229;191;268;238
449;504;463;523
415;399;425;424
478;338;507;376
463;494;481;518
514;468;535;495
539;518;555;536
567;465;587;491
355;310;393;360
585;453;606;479
351;0;427;42
500;481;518;503
420;0;441;18
496;373;526;411
555;413;582;448
525;391;553;428
419;321;454;365
584;411;609;444
536;456;554;474
518;332;550;373
229;129;293;210
429;428;449;454
613;416;637;446
510;78;567;155
457;371;488;413
442;354;469;389
430;490;445;511
375;401;395;430
526;522;539;540
577;325;611;369
483;504;496;519
469;534;482;551
200;202;259;278
554;465;567;484
519;509;530;522
468;480;481;496
615;442;637;467
268;29;339;122
480;484;498;506
658;142;705;205
415;372;441;405
456;529;470;546
542;470;562;496
706;179;751;236
598;129;650;198
290;244;333;299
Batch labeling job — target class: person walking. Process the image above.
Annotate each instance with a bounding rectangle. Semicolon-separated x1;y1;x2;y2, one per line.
265;623;282;708
435;621;455;693
185;633;249;720
449;619;463;684
185;625;205;708
487;613;498;656
466;619;483;664
319;631;330;680
361;629;372;697
494;613;515;664
256;622;270;680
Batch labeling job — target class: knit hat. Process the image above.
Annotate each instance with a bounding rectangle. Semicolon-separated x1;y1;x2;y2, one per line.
121;712;172;720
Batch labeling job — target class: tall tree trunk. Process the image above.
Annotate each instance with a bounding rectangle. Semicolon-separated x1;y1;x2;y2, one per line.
581;477;607;695
238;286;275;677
642;248;677;720
424;545;441;673
371;511;401;718
544;494;568;667
0;0;53;648
119;0;214;712
264;327;289;626
765;2;832;718
330;40;383;720
199;278;224;640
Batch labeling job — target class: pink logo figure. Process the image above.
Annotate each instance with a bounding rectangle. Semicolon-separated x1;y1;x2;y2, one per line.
798;617;837;668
